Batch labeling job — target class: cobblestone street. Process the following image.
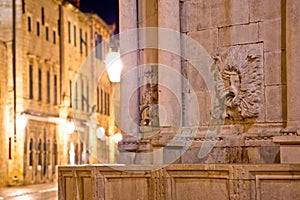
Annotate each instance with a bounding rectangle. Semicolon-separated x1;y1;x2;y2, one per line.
0;183;57;200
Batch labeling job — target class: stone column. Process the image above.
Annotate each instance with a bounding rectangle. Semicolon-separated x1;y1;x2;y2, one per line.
118;0;139;164
274;0;300;164
119;0;139;135
286;0;300;128
158;0;182;127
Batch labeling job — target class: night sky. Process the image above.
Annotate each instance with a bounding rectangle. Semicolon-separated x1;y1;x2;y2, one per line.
80;0;119;34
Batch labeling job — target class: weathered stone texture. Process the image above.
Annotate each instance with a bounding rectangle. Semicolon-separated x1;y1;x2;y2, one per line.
0;41;8;187
259;19;282;52
197;0;249;30
59;164;300;200
118;0;300;165
183;0;286;129
286;0;300;126
274;135;300;164
196;90;211;126
180;0;197;32
265;85;284;122
249;0;282;22
264;52;282;86
188;28;218;55
218;23;259;46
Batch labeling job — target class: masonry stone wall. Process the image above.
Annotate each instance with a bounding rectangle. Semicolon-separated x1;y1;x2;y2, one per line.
58;164;300;200
0;41;8;187
179;0;287;164
183;0;284;124
118;0;300;165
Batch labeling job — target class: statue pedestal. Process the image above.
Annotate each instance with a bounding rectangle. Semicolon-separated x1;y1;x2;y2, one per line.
273;132;300;164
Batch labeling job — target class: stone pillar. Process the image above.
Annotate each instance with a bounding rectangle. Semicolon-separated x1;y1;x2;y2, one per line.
119;0;139;135
118;0;139;164
273;0;300;164
158;0;182;127
286;0;300;128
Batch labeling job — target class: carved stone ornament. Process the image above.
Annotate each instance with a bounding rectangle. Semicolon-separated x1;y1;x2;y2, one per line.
213;46;262;120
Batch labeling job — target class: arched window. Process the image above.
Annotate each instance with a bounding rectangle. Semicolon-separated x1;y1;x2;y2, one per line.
43;139;47;175
80;142;84;164
38;139;42;165
47;140;50;166
29;138;33;166
75;143;79;164
53;140;57;165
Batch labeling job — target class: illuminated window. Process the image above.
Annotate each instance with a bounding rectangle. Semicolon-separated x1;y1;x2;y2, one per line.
38;139;42;165
36;21;40;36
85;32;88;55
75;82;78;109
43;129;47;175
81;80;84;111
53;140;57;166
29;138;33;166
27;16;31;32
75;143;79;164
68;21;71;43
80;28;83;53
106;92;109;116
45;26;49;41
100;89;104;114
29;65;33;99
108;94;110;116
47;140;50;166
22;0;25;13
86;83;89;112
41;7;45;25
105;92;107;116
69;80;72;107
47;71;50;103
54;75;57;105
53;30;56;44
97;87;100;112
74;25;77;47
95;33;102;60
38;68;42;101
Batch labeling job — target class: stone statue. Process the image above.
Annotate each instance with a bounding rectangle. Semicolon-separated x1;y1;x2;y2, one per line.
140;83;159;127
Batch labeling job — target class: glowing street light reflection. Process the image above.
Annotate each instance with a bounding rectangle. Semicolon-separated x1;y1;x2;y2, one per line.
66;121;75;134
16;114;27;130
112;133;122;144
96;127;106;141
105;52;122;83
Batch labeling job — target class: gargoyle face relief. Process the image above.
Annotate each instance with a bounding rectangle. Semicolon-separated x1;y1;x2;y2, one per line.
214;46;262;120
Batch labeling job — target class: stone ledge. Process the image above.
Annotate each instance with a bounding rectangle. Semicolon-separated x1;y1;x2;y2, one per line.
58;164;300;200
273;134;300;164
273;136;300;145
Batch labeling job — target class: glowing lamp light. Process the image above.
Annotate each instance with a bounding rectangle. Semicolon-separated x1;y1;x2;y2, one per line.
105;52;122;83
66;121;75;134
16;114;27;130
112;133;122;144
96;127;105;141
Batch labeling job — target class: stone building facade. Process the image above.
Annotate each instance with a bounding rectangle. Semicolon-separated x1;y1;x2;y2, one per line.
0;41;9;187
118;0;300;165
0;0;116;186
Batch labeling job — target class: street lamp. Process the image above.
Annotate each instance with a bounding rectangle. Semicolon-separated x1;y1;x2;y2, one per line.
105;52;122;83
66;121;75;134
96;127;105;141
16;114;27;130
112;133;122;144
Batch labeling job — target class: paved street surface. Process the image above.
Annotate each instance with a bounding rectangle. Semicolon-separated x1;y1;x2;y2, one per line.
0;182;57;200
